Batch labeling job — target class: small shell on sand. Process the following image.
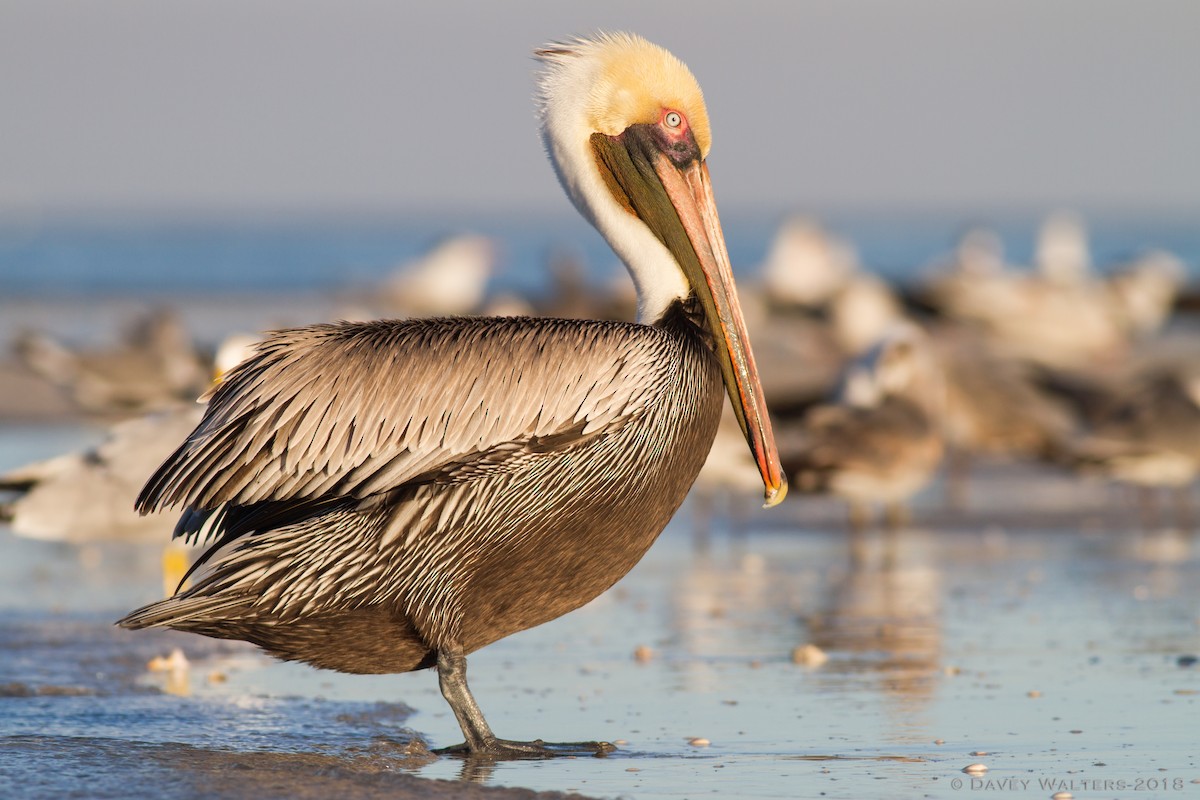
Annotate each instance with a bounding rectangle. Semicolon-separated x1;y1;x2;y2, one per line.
962;763;988;775
1051;792;1074;800
633;645;654;663
970;750;988;756
688;737;711;747
1028;690;1042;698
791;644;828;666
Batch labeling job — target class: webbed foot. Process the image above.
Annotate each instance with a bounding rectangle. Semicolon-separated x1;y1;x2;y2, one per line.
433;647;616;762
434;738;616;759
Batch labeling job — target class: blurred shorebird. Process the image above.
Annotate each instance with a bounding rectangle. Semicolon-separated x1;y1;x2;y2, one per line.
0;335;257;544
379;234;497;318
1106;249;1184;339
118;32;785;759
1066;367;1200;529
923;214;1166;367
13;308;210;416
761;216;858;311
749;218;906;421
1;334;257;595
827;273;908;356
779;324;944;534
933;327;1076;507
1034;210;1092;286
1;409;202;544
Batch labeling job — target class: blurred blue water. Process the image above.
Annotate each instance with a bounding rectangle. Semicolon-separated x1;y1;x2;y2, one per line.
1;213;1196;299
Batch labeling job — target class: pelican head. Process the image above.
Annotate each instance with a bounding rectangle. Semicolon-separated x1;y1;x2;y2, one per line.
536;32;785;507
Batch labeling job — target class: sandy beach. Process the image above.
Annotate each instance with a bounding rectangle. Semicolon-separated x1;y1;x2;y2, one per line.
2;408;1196;798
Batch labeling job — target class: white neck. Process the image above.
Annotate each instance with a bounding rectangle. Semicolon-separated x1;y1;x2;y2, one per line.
538;58;689;324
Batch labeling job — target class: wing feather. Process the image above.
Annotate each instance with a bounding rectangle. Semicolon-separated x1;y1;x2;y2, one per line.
137;316;670;514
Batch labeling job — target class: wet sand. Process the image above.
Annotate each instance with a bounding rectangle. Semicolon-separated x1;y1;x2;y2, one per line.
1;423;1198;799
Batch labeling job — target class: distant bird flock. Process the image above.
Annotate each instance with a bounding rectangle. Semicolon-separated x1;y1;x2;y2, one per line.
3;209;1195;545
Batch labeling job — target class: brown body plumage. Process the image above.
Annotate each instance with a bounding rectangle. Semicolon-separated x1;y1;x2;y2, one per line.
121;308;722;674
118;32;783;759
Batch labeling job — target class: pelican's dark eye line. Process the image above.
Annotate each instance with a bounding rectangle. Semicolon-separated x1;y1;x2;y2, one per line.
664;111;683;128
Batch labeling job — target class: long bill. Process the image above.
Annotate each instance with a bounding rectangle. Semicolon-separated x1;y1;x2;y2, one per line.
591;130;787;507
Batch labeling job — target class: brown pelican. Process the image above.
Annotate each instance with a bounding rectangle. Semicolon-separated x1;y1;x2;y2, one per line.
118;32;785;759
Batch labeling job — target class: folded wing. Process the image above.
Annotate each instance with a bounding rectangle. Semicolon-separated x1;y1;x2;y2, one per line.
137;316;668;535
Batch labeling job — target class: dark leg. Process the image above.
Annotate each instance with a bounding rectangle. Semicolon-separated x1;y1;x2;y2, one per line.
847;501;870;535
433;645;615;759
1136;486;1158;531
436;645;502;754
847;502;869;566
944;447;971;512
883;501;910;531
1173;484;1194;533
882;504;904;570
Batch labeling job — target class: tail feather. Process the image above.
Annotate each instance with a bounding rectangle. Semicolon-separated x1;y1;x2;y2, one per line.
116;593;250;630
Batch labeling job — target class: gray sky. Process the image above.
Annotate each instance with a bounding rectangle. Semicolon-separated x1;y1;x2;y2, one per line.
2;0;1197;219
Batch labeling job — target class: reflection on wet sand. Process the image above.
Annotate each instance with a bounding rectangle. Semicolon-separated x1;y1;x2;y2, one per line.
662;519;943;745
1;485;1197;799
805;551;942;743
784;753;926;763
0;735;509;800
